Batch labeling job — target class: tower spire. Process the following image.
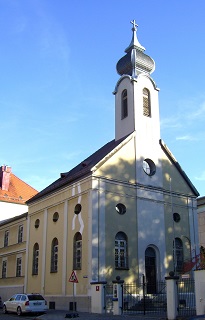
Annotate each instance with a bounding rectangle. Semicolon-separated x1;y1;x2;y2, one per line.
116;20;155;77
125;20;145;53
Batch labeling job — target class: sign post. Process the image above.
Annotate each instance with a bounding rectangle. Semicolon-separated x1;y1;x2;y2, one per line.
69;270;78;311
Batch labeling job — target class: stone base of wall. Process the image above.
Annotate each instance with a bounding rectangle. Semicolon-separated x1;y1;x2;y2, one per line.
45;295;91;312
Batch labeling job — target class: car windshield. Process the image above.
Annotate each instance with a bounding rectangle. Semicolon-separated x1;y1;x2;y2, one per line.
28;294;44;301
9;296;16;301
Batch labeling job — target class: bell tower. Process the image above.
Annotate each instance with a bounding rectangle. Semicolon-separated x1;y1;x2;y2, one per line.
114;20;162;187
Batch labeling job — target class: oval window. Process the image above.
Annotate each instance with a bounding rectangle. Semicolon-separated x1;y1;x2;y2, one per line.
143;159;156;176
173;212;181;223
35;219;40;228
74;204;82;215
53;212;59;222
116;203;126;215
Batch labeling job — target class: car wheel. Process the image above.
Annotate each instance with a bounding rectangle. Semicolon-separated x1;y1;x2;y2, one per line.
3;305;7;314
17;306;22;316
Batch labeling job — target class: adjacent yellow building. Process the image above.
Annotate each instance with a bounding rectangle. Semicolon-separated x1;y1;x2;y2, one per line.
0;213;28;300
0;165;37;303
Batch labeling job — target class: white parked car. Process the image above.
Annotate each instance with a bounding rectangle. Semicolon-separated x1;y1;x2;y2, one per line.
3;293;48;316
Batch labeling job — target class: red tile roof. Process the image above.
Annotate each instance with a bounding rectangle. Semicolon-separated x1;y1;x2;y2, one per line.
0;172;38;204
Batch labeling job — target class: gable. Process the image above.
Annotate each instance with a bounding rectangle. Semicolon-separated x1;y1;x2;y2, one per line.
160;139;199;197
94;134;136;184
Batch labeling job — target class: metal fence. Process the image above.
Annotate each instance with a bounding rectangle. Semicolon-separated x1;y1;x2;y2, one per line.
177;278;196;317
123;281;167;315
104;284;114;313
103;278;196;317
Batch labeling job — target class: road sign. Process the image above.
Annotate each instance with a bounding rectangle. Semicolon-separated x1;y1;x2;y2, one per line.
69;270;78;283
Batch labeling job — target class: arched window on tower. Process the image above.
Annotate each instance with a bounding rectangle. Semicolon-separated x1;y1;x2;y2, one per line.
121;89;128;119
173;238;183;273
115;232;128;269
143;88;151;117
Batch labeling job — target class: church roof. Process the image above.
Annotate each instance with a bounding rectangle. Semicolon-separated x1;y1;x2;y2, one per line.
27;134;199;204
27;134;130;204
0;166;38;204
26;135;199;204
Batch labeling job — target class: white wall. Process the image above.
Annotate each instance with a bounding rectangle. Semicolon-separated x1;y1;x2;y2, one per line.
0;202;28;221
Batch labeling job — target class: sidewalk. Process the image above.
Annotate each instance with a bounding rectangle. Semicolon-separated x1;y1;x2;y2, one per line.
34;310;166;320
33;309;203;320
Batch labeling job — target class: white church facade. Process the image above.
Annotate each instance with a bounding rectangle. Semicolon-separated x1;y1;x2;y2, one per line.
25;21;199;311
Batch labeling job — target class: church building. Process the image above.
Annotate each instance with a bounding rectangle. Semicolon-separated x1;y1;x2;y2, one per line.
26;21;199;311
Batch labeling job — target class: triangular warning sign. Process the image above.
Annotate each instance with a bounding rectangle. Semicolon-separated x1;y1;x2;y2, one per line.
69;270;78;283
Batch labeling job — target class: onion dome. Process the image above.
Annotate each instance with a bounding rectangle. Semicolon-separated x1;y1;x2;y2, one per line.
116;20;155;77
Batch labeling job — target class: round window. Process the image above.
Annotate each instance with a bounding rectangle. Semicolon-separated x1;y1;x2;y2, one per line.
173;212;181;223
116;203;126;215
35;219;40;228
143;158;156;176
53;212;59;222
74;204;82;214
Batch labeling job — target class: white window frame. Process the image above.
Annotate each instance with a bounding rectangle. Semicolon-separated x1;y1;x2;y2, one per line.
73;232;82;270
32;243;39;275
115;232;128;269
16;256;22;277
4;230;9;247
18;225;23;243
51;238;58;273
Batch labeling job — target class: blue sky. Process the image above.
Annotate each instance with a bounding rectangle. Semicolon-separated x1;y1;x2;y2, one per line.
1;0;205;196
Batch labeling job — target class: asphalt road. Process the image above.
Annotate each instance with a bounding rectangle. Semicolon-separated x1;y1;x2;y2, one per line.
0;309;168;320
0;309;202;320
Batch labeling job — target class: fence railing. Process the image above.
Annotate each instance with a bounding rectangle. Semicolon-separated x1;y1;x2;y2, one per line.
122;281;167;315
104;284;113;313
177;278;196;317
103;278;196;317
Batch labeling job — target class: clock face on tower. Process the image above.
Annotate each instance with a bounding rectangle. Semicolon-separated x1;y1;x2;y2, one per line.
143;159;156;176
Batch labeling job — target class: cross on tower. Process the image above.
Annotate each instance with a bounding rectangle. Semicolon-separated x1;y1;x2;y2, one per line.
130;19;138;30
